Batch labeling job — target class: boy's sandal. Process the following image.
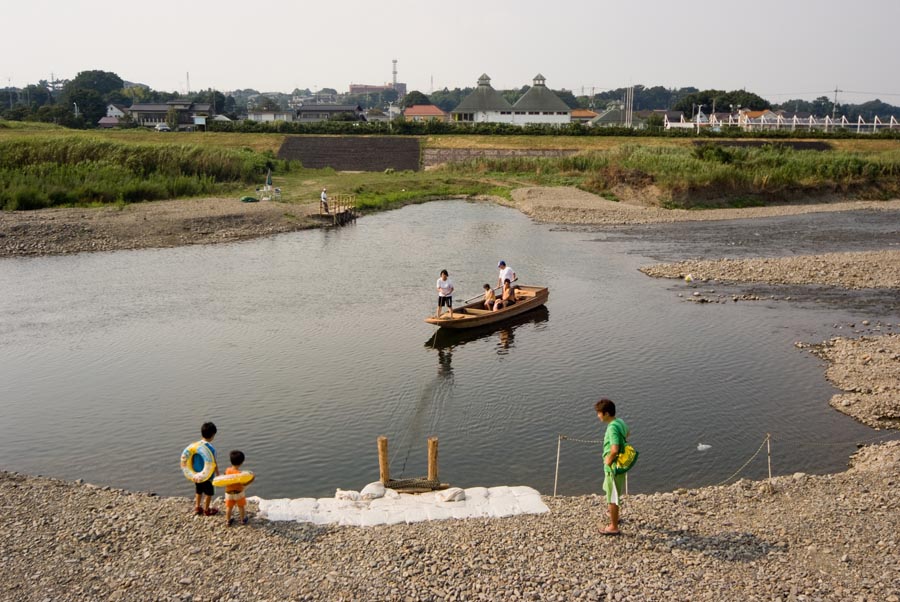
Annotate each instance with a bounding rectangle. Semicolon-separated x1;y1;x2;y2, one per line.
601;526;621;536
194;507;203;516
204;508;220;516
241;517;249;525
227;518;235;527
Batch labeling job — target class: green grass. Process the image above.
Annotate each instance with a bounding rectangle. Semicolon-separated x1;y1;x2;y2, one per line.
0;136;285;210
2;123;899;213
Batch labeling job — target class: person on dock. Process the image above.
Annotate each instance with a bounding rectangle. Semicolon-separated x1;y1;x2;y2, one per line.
190;422;220;517
320;188;329;214
224;450;254;527
596;398;630;535
436;269;454;320
492;278;516;311
497;260;517;290
482;283;496;310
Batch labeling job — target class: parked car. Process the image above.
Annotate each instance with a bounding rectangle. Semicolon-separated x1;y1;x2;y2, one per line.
154;123;171;132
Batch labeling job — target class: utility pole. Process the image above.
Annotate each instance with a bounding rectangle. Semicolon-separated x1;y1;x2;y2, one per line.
832;85;842;121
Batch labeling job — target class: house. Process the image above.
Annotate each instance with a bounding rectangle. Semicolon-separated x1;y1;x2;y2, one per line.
570;108;598;124
128;100;212;130
510;74;571;125
451;74;514;124
403;104;448;122
97;116;122;128
247;109;295;122
106;104;127;118
590;103;627;127
295;104;365;122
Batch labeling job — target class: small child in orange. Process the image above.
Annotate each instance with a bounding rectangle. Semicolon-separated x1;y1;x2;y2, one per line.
224;450;254;527
482;284;496;310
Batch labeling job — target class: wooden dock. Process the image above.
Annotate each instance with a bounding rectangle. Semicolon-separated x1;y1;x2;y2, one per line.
317;193;357;227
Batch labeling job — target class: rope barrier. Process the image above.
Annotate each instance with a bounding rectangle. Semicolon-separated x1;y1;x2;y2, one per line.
553;429;900;497
713;435;769;487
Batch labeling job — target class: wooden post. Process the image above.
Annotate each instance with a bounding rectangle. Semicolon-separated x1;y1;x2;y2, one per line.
427;437;439;482
378;436;390;484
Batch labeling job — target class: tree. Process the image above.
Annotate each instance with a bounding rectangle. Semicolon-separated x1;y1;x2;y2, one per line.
21;84;51;109
256;95;280;111
64;70;124;99
382;88;399;103
674;89;769;115
67;88;106;126
224;95;236;116
401;90;432;107
555;89;578;109
165;106;179;130
645;113;665;130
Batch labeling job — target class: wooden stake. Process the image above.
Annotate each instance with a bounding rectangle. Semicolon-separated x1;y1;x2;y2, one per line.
427;437;439;482
378;436;390;484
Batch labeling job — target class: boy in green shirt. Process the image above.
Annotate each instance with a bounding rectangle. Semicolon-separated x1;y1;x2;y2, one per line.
596;398;629;535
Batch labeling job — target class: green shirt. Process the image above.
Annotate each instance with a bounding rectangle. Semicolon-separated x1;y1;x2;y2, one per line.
603;417;628;464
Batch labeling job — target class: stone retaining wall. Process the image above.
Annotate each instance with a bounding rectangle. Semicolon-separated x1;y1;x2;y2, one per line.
423;148;579;168
278;136;421;171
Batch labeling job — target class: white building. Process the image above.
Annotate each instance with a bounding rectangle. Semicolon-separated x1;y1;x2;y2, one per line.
451;74;514;124
510;74;571;125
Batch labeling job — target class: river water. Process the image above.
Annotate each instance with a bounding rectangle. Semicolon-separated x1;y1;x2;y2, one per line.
1;201;896;499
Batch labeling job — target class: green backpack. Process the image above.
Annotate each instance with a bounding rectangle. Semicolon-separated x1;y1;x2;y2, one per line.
613;442;639;475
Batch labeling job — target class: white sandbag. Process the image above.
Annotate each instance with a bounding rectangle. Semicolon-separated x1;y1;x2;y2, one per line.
359;481;386;500
434;487;466;502
335;489;361;501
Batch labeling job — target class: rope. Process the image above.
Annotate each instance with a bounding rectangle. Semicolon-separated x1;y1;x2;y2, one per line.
778;431;900;449
713;436;769;487
559;435;602;445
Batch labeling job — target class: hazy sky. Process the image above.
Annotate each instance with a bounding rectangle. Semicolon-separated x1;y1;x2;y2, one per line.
4;0;899;104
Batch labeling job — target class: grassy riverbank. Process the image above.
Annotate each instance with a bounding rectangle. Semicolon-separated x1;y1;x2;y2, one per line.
2;125;899;213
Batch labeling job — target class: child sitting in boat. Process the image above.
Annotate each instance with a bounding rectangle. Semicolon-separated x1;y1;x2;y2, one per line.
493;279;516;311
482;284;496;310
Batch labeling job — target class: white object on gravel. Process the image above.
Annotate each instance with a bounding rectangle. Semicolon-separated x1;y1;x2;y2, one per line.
251;485;548;527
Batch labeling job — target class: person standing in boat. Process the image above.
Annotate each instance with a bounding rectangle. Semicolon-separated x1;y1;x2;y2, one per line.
497;260;517;291
436;269;455;320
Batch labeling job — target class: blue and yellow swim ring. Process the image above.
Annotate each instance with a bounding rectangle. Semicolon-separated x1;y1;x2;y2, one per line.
180;441;216;483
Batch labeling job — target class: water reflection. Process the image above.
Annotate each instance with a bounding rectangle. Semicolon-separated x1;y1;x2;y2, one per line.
424;306;551;374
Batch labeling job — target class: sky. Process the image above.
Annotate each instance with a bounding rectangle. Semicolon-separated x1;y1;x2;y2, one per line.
3;0;899;105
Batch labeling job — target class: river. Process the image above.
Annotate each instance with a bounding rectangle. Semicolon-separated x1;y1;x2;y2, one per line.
1;201;894;499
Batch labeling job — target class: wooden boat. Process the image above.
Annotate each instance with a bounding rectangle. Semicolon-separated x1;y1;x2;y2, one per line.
424;285;549;329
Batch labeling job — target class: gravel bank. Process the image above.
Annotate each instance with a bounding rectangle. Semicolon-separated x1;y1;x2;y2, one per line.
638;251;900;290
3;439;899;601
799;334;900;430
505;186;900;225
0;198;321;258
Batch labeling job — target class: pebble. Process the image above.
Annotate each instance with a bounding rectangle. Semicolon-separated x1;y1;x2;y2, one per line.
3;442;900;601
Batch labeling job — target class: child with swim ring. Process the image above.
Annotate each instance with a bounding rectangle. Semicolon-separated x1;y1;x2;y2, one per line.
224;450;255;526
190;422;220;516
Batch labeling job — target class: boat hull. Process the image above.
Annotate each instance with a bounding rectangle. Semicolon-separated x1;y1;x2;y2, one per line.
424;286;549;329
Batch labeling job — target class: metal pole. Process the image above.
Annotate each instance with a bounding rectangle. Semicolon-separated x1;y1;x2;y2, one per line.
553;435;562;497
766;433;773;486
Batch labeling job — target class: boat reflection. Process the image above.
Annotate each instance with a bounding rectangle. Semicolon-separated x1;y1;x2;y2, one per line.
424;305;550;364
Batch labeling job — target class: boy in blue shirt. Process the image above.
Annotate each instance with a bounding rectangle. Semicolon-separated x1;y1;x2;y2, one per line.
596;398;629;535
192;422;220;516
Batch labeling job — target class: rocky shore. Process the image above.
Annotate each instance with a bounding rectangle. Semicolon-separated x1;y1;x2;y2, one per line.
0;198;321;258
4;187;900;599
2;439;898;601
639;251;900;291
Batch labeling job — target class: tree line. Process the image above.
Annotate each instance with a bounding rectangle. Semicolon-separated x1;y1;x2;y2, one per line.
3;69;898;128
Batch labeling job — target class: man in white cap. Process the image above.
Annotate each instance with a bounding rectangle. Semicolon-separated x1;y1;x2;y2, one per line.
320;188;329;214
497;260;516;290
